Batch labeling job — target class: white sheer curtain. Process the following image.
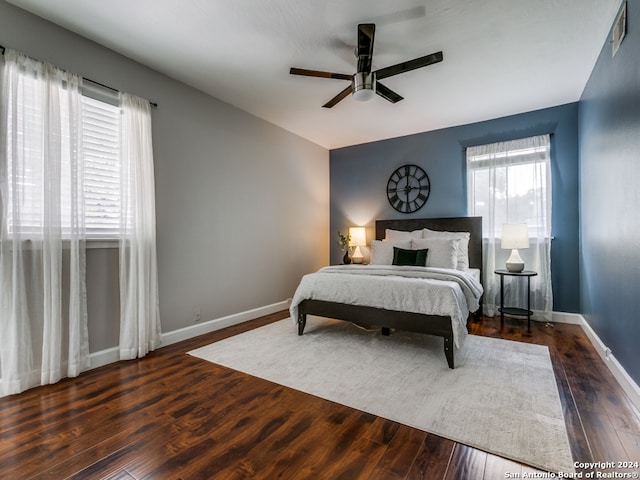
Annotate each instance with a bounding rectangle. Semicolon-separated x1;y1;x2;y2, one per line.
118;93;161;360
0;50;89;396
467;134;553;321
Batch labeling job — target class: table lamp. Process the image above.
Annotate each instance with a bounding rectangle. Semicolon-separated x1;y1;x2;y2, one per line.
349;227;367;264
502;224;529;272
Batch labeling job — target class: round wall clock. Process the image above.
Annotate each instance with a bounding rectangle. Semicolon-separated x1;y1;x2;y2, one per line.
386;164;431;213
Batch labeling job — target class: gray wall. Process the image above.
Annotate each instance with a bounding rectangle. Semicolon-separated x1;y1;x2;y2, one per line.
330;103;580;313
579;1;640;385
0;1;329;352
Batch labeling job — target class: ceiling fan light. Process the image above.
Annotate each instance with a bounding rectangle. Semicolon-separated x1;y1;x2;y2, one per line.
353;87;376;102
352;72;375;101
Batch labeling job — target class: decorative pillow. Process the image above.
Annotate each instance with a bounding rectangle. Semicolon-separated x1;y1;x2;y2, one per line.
411;238;460;269
384;228;423;242
392;247;429;267
422;228;470;270
370;240;411;265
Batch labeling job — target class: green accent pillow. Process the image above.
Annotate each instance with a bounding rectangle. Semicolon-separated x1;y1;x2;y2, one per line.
392;247;429;266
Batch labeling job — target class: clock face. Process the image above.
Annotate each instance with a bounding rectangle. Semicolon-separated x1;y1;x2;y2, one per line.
386;164;431;213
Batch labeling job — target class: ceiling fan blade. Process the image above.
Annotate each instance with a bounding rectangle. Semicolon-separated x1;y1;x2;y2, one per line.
375;82;404;103
357;23;375;73
375;51;443;80
290;67;352;81
322;85;353;108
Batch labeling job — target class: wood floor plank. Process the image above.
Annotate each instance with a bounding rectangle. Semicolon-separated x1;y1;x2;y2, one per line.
0;311;638;480
444;443;486;480
617;430;640;459
103;470;137;480
288;435;387;480
231;409;317;478
548;344;593;463
482;453;523;479
558;335;633;465
38;412;176;479
247;404;366;479
405;432;456;480
374;424;428;478
367;467;404;480
363;416;401;446
132;383;292;478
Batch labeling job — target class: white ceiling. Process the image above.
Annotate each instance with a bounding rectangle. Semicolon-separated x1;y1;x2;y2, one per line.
8;0;621;149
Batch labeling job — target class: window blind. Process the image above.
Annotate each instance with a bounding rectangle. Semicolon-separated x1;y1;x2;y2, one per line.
81;95;122;238
467;144;549;170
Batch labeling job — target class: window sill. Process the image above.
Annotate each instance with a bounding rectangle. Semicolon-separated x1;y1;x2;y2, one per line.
87;239;119;249
2;239;120;250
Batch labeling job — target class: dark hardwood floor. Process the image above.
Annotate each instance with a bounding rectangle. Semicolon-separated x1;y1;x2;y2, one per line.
1;312;639;479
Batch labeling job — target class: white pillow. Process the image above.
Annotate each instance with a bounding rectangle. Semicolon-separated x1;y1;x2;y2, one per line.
422;228;470;270
411;238;460;269
384;228;423;242
370;240;411;265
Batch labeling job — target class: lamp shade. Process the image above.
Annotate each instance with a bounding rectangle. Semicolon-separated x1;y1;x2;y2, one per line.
501;224;529;250
348;227;367;247
349;226;366;264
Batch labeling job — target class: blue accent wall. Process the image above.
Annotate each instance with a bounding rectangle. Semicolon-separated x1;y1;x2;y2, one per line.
330;103;580;313
579;1;640;385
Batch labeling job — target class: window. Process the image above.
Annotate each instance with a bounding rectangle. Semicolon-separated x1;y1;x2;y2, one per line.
5;78;125;239
466;134;553;320
466;135;551;238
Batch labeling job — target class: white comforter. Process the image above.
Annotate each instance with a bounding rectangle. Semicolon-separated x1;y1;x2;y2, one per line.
289;265;484;348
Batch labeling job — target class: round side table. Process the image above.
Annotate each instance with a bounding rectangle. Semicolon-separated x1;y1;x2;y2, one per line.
494;269;538;333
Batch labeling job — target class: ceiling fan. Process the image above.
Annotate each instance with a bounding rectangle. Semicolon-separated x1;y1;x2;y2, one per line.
289;23;443;108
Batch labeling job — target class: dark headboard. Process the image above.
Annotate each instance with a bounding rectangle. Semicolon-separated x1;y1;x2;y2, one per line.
375;216;483;281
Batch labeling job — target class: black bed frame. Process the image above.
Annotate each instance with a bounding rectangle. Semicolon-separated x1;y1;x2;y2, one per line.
296;216;483;369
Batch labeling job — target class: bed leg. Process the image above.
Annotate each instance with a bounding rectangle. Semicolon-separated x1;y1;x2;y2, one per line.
381;327;391;336
444;336;454;369
297;313;307;335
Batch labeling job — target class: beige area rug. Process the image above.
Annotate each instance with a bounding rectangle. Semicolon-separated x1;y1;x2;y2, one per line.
188;317;574;473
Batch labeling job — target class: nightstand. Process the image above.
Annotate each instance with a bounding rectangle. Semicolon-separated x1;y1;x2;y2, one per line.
494;269;538;333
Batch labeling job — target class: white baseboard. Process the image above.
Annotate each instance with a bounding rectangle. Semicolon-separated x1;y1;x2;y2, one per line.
89;346;120;370
552;311;640;412
551;311;584;325
161;300;289;347
88;300;290;371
